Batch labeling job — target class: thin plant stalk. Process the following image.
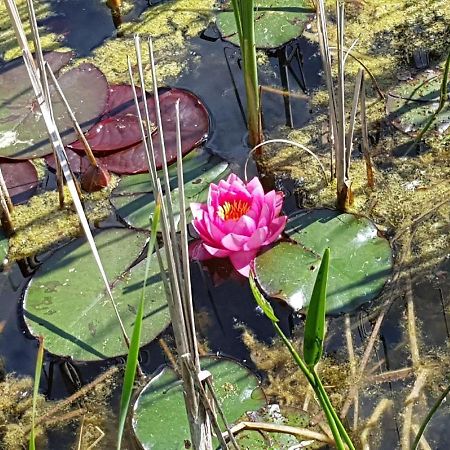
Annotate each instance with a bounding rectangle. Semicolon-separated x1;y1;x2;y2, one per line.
230;0;262;148
117;200;161;450
29;336;44;450
411;382;450;450
249;250;355;450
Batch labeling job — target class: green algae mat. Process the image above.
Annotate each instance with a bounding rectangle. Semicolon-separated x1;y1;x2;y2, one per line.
23;228;171;361
133;356;265;449
110;151;230;230
254;209;393;315
216;0;314;49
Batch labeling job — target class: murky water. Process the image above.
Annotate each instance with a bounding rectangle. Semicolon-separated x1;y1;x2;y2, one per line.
1;1;449;449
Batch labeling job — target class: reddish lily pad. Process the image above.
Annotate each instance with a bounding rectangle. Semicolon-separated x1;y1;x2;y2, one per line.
44;147;91;174
0;54;109;159
68;84;155;153
48;87;210;175
0;158;38;204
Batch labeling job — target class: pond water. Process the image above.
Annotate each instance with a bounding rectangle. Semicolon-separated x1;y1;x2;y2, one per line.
0;0;449;449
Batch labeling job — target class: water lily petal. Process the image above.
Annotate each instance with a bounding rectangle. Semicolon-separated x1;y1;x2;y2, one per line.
229;249;258;277
221;233;247;251
246;177;264;198
190;202;207;219
203;243;232;258
244;226;269;250
189;240;215;261
265;216;288;244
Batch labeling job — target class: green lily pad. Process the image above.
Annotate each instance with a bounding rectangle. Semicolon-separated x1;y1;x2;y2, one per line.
110;151;230;231
133;356;266;450
216;0;314;50
254;209;392;314
386;70;450;135
23;228;171;361
0;229;8;264
235;406;324;449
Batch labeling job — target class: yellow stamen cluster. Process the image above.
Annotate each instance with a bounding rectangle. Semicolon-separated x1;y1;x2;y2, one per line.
217;199;250;221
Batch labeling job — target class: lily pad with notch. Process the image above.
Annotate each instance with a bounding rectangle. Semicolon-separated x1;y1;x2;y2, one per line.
0;53;109;159
23;228;171;361
0;158;38;204
386;69;450;135
216;0;314;50
110;151;230;230
132;355;266;450
254;209;392;315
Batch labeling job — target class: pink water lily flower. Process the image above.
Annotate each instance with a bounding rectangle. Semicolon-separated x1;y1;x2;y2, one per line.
190;173;287;277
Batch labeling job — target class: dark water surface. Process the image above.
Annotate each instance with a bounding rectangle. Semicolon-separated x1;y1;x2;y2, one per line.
1;1;449;449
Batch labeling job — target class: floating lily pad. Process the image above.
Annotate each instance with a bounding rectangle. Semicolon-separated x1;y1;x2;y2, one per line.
133;356;265;450
0;158;38;204
0;229;8;264
23;228;171;361
0;54;108;159
110;151;230;230
68;84;154;153
235;406;323;449
216;0;314;49
387;70;450;135
254;209;392;314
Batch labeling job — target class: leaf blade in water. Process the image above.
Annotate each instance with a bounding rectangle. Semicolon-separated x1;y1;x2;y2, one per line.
303;248;330;368
29;336;44;450
117;199;161;450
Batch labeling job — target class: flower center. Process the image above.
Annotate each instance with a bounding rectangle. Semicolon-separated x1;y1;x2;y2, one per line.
217;199;250;221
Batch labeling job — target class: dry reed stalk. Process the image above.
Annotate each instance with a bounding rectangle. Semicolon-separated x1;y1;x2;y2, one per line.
360;399;393;450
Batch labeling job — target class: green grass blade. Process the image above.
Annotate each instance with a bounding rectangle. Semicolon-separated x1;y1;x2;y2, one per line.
411;381;450;450
249;271;279;323
117;199;161;450
29;336;44;450
304;248;330;368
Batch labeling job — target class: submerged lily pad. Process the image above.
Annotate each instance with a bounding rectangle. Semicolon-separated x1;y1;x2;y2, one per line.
235;406;319;449
133;356;265;450
0;53;108;159
387;70;450;135
254;209;392;314
0;159;38;204
110;151;230;230
216;0;314;49
23;228;171;361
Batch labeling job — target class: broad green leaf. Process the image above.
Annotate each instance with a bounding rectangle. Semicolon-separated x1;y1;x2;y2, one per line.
303;248;329;368
254;209;392;314
110;152;230;230
216;0;314;50
117;201;161;450
23;228;171;361
133;356;266;450
29;336;44;450
387;69;450;135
